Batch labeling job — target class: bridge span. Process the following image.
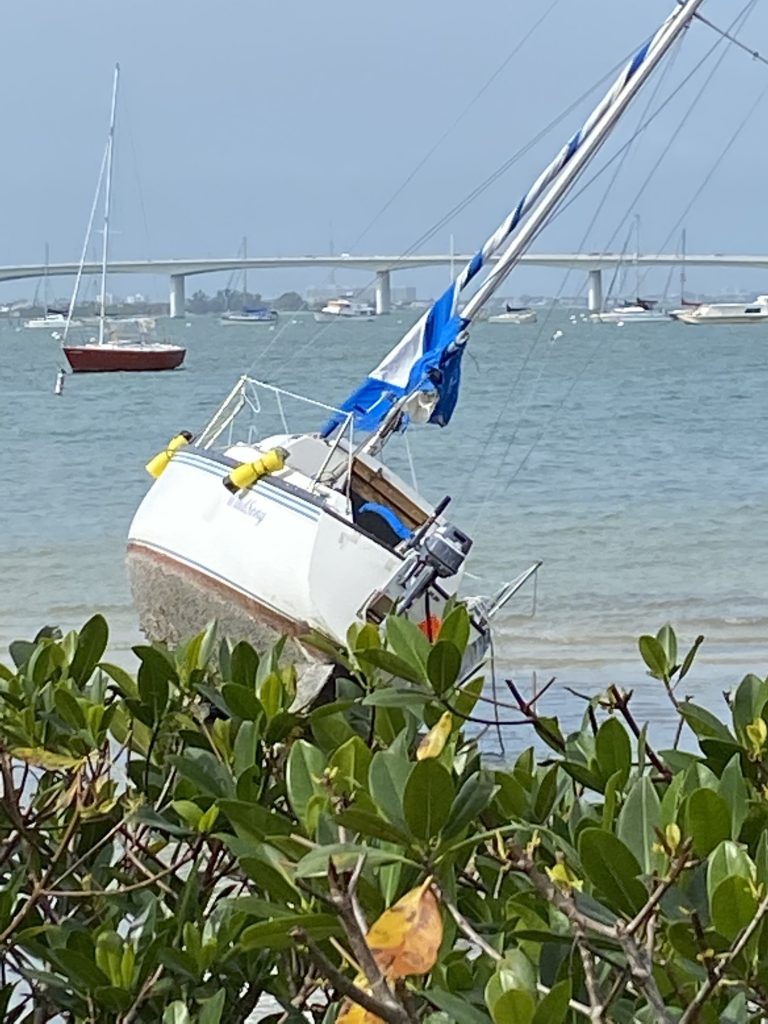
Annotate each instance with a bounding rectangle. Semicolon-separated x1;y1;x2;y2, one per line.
1;252;766;316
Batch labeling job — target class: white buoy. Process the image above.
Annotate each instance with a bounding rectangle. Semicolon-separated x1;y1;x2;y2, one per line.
552;329;564;341
617;320;625;328
54;369;65;395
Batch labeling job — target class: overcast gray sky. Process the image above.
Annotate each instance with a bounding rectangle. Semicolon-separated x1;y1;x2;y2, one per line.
2;0;767;299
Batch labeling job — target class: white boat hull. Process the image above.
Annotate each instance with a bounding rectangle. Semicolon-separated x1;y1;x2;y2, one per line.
673;310;768;325
313;311;376;323
486;311;537;325
591;311;670;323
126;447;472;664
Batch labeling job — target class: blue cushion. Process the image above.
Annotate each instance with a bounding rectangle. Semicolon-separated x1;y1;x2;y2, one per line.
358;502;413;541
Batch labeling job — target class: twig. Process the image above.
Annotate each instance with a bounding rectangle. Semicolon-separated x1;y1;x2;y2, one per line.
608;686;672;781
294;929;413;1024
118;965;163;1024
438;885;502;962
575;932;605;1022
679;892;768;1024
626;842;693;935
327;862;416;1022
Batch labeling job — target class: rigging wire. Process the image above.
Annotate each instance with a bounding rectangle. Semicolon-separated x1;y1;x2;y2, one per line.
465;0;758;531
691;9;768;68
348;0;566;253
274;47;647;376
493;0;764;496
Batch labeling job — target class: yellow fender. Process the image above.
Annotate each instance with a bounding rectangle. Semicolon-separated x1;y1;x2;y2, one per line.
145;432;193;479
223;447;289;493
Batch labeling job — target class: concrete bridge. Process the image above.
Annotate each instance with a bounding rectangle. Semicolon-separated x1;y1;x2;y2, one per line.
2;252;766;316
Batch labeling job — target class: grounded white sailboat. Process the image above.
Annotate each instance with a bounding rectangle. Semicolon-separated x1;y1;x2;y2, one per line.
127;0;705;696
313;298;376;322
672;296;768;325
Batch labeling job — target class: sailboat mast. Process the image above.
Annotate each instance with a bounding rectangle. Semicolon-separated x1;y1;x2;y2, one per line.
243;236;248;300
98;63;119;346
461;0;705;323
680;227;687;302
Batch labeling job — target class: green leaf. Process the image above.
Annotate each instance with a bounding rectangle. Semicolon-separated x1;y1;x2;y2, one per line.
294;843;416;878
710;875;758;941
427;641;462;695
168;750;232;798
532;980;571;1024
198;989;226;1024
229;640;259;686
679;703;736;745
443;772;498;839
490;990;536;1024
656;625;678;670
602;771;623;830
362;647;426;685
594;717;631;788
285;740;326;829
369;749;411;828
719;754;748;840
533;765;559;822
707;841;755;907
485;950;536;1008
385;614;430;672
403;759;455;839
578;828;646;916
335;808;412;846
259;672;283;720
685;788;731;857
439;605;470;653
362;687;431;709
241;912;343;949
733;674;768;739
425;988;493;1024
70;614;109;686
452;675;484;720
162;1001;191;1024
617;776;661;875
221;683;262;721
54;688;86;730
55;949;109;991
328;736;372;796
638;634;669;680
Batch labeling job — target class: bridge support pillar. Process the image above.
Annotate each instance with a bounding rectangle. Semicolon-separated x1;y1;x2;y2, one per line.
587;269;603;313
169;274;186;318
375;270;391;315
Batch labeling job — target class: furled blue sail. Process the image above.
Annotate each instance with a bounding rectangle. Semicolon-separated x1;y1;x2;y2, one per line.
320;2;696;440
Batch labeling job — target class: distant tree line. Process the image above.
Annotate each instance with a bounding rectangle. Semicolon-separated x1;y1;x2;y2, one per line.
187;288;307;314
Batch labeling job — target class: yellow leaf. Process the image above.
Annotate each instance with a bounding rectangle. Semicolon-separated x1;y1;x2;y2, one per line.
336;999;383;1024
665;823;681;854
416;713;452;761
747;718;767;756
365;877;442;980
545;862;583;892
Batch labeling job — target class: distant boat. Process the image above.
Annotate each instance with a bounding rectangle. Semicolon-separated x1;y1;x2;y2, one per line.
487;304;537;324
61;65;185;374
592;297;670;323
672;296;768;325
220;307;279;325
24;309;81;330
313;298;376;322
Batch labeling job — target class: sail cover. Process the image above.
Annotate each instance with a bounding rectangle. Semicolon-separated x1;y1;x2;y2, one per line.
319;279;469;437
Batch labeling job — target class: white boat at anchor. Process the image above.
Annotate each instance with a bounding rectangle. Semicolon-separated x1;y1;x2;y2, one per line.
487;305;537;325
591;299;670;324
313;298;376;322
127;0;703;699
672;296;768;325
220;307;279;325
24;310;81;330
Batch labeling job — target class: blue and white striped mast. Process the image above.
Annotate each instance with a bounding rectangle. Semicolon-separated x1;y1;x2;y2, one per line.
354;0;706;448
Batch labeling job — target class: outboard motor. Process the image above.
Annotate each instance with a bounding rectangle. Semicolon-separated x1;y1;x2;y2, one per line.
395;503;473;614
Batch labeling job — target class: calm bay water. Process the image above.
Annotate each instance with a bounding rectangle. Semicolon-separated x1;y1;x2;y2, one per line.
2;309;767;743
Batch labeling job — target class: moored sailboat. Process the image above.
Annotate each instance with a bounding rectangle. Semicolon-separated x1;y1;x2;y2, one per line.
61;65;185;375
127;0;705;695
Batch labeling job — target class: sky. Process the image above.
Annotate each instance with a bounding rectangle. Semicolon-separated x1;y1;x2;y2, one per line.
2;0;768;301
